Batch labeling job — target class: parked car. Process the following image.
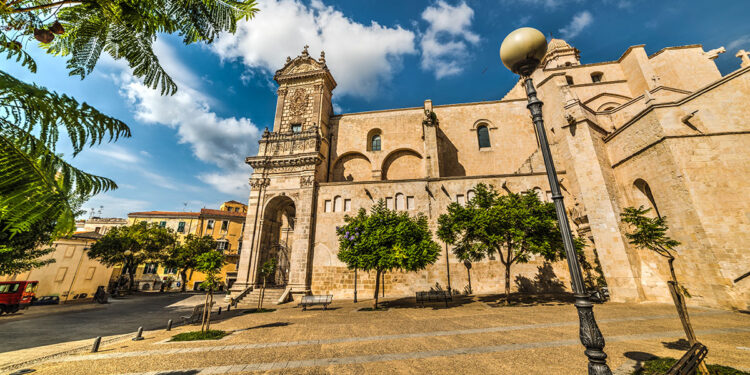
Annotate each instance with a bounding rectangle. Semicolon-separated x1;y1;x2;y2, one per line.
0;281;38;314
32;296;60;306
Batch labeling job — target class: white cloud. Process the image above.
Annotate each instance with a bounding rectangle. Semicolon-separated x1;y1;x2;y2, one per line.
211;0;416;98
419;1;479;79
110;40;260;198
559;11;593;39
89;144;141;164
727;35;750;52
198;170;252;196
83;194;149;219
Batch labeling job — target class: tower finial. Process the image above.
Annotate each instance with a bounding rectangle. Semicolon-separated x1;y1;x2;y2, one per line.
302;45;309;56
319;50;326;63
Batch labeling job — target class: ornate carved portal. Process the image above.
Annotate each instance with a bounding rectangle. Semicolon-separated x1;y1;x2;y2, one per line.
256;195;296;287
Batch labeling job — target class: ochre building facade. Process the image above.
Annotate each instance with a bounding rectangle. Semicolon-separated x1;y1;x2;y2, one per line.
231;42;750;310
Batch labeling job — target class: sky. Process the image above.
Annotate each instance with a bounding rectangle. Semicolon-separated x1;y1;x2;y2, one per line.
4;0;749;219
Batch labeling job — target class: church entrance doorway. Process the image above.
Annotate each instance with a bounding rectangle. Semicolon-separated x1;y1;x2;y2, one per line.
257;196;296;287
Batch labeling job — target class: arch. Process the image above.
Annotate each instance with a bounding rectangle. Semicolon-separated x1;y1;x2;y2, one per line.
381;149;423;181
367;128;382;151
532;186;544;201
467;189;476;202
477;125;491;148
590;71;604;83
331;152;372;182
597;102;621;111
258;195;296;286
632;178;660;217
471;119;494;130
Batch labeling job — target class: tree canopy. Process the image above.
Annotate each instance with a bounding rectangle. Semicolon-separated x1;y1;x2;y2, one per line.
337;201;441;308
163;234;216;292
87;221;175;289
437;184;567;301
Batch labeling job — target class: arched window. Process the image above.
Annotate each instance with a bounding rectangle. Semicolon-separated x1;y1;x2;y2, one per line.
633;179;660;217
532;187;544;201
477;125;491;148
395;193;405;210
591;72;604;83
467;190;475;202
371;134;381;151
333;196;342;212
565;75;574;85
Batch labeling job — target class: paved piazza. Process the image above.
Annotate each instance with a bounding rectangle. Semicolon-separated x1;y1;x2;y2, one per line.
13;296;750;374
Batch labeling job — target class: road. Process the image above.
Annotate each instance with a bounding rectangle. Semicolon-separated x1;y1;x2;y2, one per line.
0;292;224;352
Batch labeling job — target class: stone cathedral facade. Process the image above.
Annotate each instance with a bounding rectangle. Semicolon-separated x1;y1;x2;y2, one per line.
231;42;750;310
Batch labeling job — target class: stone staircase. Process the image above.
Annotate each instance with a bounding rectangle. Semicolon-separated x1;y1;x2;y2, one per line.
237;287;286;306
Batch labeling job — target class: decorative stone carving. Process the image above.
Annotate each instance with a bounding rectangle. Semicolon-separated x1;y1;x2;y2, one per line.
289;88;309;117
249;177;270;188
299;175;315;187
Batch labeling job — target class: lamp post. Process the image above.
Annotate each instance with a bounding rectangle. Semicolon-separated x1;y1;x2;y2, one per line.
500;27;612;375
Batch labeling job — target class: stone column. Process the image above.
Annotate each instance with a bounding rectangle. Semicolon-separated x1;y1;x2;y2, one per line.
287;186;316;295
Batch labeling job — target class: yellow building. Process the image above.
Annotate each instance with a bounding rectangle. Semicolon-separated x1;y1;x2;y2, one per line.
0;232;113;303
220;200;248;214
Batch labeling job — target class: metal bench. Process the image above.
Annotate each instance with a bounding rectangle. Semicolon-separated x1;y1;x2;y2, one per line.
416;291;452;308
300;295;333;311
666;342;708;375
180;302;214;324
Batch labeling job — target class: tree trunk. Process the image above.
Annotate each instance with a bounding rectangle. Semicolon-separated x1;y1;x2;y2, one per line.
128;269;136;291
504;262;511;305
466;266;472;294
667;256;678;283
206;290;213;331
373;269;381;309
180;270;188;292
201;290;210;332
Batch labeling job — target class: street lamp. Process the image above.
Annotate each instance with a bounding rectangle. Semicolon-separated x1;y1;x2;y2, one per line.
500;27;612;375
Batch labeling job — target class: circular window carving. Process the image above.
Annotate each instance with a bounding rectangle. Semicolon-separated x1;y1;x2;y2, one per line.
289;89;309;116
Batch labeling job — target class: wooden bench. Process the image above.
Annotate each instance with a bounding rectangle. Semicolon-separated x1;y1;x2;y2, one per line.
180;302;214;324
666;342;708;375
300;295;332;311
416;291;452;308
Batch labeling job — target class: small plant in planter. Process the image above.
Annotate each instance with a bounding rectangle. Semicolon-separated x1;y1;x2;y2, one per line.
170;330;228;342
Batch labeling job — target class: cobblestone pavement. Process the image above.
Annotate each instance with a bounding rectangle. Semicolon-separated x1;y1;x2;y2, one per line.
8;295;750;375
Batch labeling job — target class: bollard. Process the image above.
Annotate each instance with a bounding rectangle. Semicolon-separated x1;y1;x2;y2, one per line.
166;319;173;331
91;336;102;353
218;306;222;315
227;304;231;312
132;326;144;341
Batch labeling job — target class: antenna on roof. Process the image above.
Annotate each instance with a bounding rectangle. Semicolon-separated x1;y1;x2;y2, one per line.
183;202;188;211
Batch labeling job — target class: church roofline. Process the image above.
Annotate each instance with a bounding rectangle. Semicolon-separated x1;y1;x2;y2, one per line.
330;98;527;119
648;44;703;59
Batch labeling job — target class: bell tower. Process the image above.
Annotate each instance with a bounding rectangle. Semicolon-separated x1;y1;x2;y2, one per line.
232;46;336;300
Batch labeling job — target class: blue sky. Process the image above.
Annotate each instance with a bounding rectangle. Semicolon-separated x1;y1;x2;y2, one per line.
5;0;749;218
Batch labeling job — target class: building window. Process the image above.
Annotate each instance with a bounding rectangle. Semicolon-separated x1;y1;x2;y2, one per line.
591;72;603;83
94;227;101;233
221;220;229;232
467;190;475;202
324;200;332;212
234;207;239;212
64;246;75;258
55;267;68;282
143;263;158;274
406;196;414;210
334;196;343;212
371;134;381;151
395;193;405;210
291;123;302;133
207;219;214;230
164;267;176;274
216;241;228;251
385;197;394;210
477;125;491;149
177;221;186;233
456;194;465;206
344;199;352;212
85;267;96;280
159;221;166;228
566;75;574;85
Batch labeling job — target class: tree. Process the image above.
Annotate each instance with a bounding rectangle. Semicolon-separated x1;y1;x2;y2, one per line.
87;222;175;290
621;206;705;364
195;249;224;332
257;258;276;310
0;219;56;275
337;202;441;309
437;184;566;303
163;234;216;292
0;0;258;239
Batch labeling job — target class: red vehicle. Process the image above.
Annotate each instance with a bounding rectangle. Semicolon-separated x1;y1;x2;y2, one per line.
0;281;38;315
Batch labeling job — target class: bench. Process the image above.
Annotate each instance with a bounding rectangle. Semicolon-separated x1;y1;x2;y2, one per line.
180;302;214;324
300;295;333;311
666;342;708;375
416;291;452;308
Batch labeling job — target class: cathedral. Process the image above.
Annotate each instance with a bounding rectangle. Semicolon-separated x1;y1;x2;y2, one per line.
230;41;750;311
